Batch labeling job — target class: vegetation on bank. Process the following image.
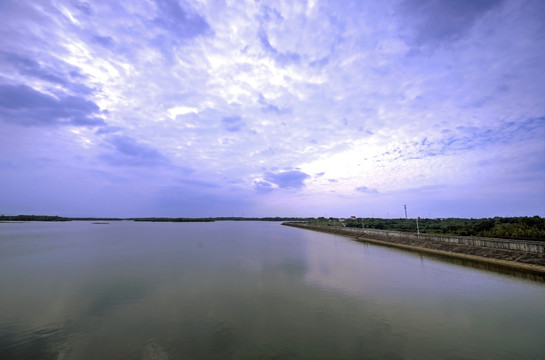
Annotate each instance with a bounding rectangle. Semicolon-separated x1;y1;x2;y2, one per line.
0;215;313;223
209;217;315;222
311;216;545;241
0;215;71;221
132;217;214;222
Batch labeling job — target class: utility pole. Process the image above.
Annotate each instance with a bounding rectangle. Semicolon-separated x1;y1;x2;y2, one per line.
404;205;408;219
416;216;420;237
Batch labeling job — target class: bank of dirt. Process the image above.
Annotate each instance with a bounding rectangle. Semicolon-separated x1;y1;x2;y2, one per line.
283;223;545;275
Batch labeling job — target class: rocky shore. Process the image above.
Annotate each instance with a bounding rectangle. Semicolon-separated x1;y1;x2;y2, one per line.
283;223;545;275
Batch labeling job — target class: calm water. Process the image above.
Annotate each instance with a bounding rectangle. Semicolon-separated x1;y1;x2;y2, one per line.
1;221;544;360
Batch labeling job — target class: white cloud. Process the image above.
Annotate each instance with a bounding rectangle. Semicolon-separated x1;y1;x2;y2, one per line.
167;106;198;119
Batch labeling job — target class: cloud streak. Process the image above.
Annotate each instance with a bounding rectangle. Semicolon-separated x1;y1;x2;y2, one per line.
100;135;169;167
0;84;105;127
398;0;506;47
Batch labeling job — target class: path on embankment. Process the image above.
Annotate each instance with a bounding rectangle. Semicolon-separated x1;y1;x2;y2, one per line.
282;222;545;275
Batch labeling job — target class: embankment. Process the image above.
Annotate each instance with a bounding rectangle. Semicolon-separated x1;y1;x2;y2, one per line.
282;222;545;275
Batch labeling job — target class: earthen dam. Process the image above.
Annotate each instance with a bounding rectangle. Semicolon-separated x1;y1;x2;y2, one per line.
282;222;545;276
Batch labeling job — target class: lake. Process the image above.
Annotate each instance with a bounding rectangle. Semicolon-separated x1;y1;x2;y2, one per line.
1;221;544;359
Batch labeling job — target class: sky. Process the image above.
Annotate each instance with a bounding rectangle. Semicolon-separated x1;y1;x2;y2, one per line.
1;0;544;218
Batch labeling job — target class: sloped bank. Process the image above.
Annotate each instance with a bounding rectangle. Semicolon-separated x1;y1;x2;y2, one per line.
282;222;545;276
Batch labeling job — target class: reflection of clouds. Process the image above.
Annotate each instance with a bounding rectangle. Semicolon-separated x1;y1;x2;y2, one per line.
84;280;155;317
301;230;529;301
303;232;389;296
2;223;545;359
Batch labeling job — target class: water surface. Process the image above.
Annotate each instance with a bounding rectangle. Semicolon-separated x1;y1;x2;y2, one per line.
1;221;544;359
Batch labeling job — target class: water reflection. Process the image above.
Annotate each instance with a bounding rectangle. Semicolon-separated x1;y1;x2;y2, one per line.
0;323;72;360
1;221;545;359
84;280;155;317
415;252;545;283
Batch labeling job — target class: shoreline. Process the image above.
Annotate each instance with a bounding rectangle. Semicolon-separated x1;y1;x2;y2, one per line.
283;223;545;276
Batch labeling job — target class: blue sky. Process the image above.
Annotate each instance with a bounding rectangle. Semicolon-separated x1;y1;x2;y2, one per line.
1;0;544;218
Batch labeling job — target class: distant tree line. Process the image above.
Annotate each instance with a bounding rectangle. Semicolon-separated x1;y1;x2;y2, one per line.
131;217;215;222
132;217;316;222
0;215;314;222
340;216;545;241
70;217;124;221
212;217;315;222
0;215;70;221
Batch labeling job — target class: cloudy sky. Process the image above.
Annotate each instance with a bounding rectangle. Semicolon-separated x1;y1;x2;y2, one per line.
1;0;544;218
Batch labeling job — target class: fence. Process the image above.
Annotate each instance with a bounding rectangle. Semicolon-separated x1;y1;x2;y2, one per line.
284;223;545;254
